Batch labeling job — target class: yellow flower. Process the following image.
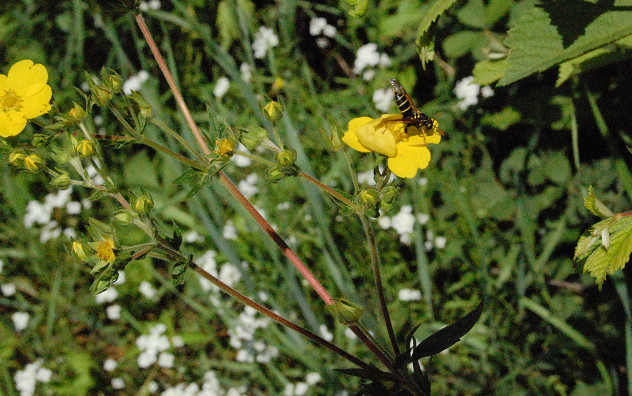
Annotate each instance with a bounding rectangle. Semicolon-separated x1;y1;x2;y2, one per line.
342;114;441;178
0;60;52;137
96;238;116;263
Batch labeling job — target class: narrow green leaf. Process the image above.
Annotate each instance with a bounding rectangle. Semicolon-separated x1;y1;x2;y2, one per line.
499;3;632;86
584;186;614;218
216;1;239;49
481;106;521;131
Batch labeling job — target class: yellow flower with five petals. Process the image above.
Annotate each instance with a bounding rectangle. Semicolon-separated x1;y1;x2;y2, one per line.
0;60;52;138
342;114;441;178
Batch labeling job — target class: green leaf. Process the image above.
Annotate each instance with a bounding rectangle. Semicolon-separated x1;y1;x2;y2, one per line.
577;215;632;288
397;300;485;365
216;1;239;49
584;186;615;218
443;31;482;59
542;152;571;185
456;0;486;29
472;59;508;85
415;0;460;67
343;0;368;17
499;2;632;86
481;106;521;131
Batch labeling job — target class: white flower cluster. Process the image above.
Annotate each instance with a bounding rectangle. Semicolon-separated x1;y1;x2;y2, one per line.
122;70;150;95
252;26;279;59
238;173;259;199
213;77;230;98
23;187;90;243
231;143;252;168
139;0;161;12
161;370;245;396
353;43;391;81
283;372;322;396
197;250;242;292
14;360;52;396
372;88;392;112
398;288;422;302
12;311;30;331
454;76;494;110
240;63;252;83
309;17;336;48
136;323;179;369
228;307;279;364
378;205;447;248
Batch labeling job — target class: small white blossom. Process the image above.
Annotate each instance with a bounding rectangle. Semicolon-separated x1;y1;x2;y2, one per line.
238;173;259;199
113;270;126;285
2;283;16;296
362;69;376;81
454;76;480;110
158;352;175;368
372;88;392;112
66;201;81;215
252;26;279;59
12;311;30;331
434;236;447;249
305;372;322;385
184;231;203;243
319;324;333;342
15;360;50;396
417;213;430;225
322;24;336;38
171;335;184;347
35;367;52;383
240;63;252;83
481;85;494;98
107;304;121;320
294;382;309;395
223;220;238;240
398;288;422;301
213;77;230;98
310;17;328;36
139;281;157;299
95;287;118;304
219;263;241;287
112;377;125;389
378;216;391;229
233;143;252;168
103;359;118;372
353;43;380;74
123;70;150;95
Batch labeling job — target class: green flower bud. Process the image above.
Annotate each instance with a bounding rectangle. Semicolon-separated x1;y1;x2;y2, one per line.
276;148;296;168
241;126;268;151
68;102;88;120
113;210;133;225
51;171;71;190
130;91;152;117
8;150;26;167
380;186;399;212
23;154;46;173
263;101;283;122
133;195;154;214
359;188;379;206
92;84;113;106
76;139;97;157
267;167;285;183
72;241;88;261
326;299;364;324
108;74;123;93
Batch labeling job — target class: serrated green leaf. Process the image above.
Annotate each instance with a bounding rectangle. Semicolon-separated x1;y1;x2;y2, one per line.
580;215;632;288
457;0;486;29
472;59;508;85
542;152;571;184
499;3;632;86
443;30;482;58
485;0;513;26
584;185;614;218
415;0;460;67
481;106;521;130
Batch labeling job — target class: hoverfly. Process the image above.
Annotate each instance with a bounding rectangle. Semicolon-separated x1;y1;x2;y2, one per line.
389;78;444;138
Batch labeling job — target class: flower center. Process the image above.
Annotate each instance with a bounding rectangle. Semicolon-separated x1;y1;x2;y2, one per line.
1;89;23;111
96;239;115;263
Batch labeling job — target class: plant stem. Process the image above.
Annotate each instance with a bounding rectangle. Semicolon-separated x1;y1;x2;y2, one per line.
299;171;355;208
150;118;208;164
359;215;400;356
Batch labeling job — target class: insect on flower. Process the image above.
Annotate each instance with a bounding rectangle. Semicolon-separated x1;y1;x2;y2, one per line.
389;78;444;141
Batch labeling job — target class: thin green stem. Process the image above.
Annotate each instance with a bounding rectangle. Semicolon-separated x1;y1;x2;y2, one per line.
359;215;400;356
343;149;361;192
235;150;276;167
150;118;208;164
299;171;355;209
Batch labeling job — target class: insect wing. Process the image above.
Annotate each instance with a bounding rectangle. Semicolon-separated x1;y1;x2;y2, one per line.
389;79;419;115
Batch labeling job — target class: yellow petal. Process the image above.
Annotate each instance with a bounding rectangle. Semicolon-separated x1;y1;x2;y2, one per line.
357;123;397;157
21;83;52;119
7;60;49;92
0;74;10;90
0;109;28;137
342;117;373;153
387;142;432;178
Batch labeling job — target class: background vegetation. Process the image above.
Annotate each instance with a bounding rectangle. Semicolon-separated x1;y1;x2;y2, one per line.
2;0;632;394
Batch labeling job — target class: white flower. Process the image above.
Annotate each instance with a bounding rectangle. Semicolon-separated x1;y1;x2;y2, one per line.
284;384;295;396
184;231;203;243
252;26;279;59
398;288;422;301
171;335;184;347
2;283;16;296
95;287;118;304
391;205;415;236
12;311;30;331
454;76;480;110
417;213;430;225
424;240;433;252
362;69;376;81
103;359;118;372
418;177;428;186
137;351;157;368
223;220;238;240
113;270;126;285
344;327;357;340
123;71;150;95
310;17;328;36
434;236;447;249
322;24;336;38
372;88;392;112
112;377;125;389
148;0;161;10
0;258;3;273
294;382;309;395
66;201;82;215
240;63;252;83
319;324;333;342
197;250;218;291
277;201;291;210
238;173;259;199
316;38;329;48
213;77;230;98
148;381;159;393
139;281;157;299
158;352;175;368
35;367;52;382
481;85;494;98
107;304;121;320
378;54;391;68
305;372;322;385
219;263;241;287
15;360;49;396
357;169;376;186
353;43;380;74
377;216;391;229
233;143;252;167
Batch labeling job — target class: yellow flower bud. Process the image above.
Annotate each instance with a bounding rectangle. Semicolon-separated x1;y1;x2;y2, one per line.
72;241;88;261
241;126;268;150
76;139;97;157
68;102;88;120
8;151;26;167
113;210;133;225
133;195;154;214
214;138;235;157
51;172;71;190
271;76;284;92
266;167;284;183
359;188;379;206
23;154;46;173
276;148;296;168
263;101;284;122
